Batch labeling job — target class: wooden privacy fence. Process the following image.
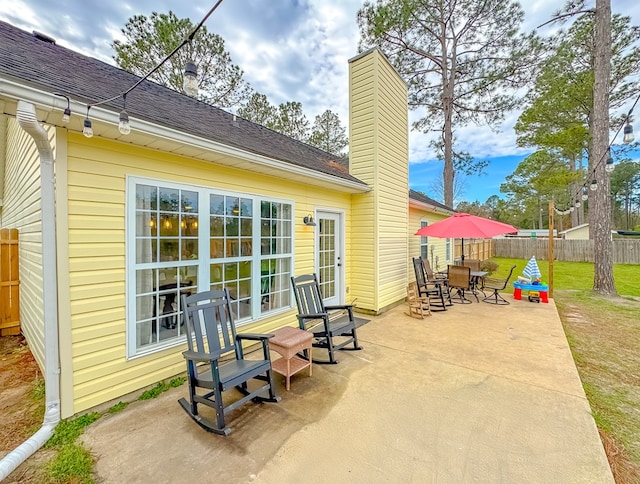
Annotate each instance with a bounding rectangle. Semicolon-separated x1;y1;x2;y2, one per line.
454;239;494;262
1;228;20;336
494;238;640;264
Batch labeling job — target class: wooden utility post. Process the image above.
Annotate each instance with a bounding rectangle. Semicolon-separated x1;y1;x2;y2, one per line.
548;201;554;299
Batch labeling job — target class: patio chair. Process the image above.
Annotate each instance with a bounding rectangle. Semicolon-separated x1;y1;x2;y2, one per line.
413;257;448;311
178;289;280;435
447;264;473;303
406;282;431;318
482;265;517;305
423;257;453;306
291;274;362;364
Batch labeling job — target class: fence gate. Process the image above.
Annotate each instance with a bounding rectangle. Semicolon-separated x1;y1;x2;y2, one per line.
1;228;20;336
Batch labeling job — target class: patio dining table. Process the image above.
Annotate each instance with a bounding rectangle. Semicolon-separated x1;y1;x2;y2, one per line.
469;271;487;301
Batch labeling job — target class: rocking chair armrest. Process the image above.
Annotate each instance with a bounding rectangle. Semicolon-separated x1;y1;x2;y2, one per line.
236;333;274;342
296;313;329;320
324;304;353;311
182;349;222;363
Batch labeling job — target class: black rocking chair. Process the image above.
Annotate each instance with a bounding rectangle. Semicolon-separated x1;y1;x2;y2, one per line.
413;257;449;310
178;289;280;435
291;274;362;364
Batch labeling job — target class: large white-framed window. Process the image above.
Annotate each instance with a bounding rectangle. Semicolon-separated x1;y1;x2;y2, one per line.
127;177;294;357
420;220;429;259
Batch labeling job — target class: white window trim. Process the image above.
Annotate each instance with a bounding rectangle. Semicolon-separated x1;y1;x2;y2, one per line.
125;175;295;359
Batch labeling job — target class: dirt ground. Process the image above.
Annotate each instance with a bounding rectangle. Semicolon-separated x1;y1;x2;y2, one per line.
0;335;46;482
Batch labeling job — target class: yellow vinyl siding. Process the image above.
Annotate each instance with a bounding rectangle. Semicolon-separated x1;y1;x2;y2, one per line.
0;117;56;368
64;133;351;413
409;206;450;273
349;49;408;312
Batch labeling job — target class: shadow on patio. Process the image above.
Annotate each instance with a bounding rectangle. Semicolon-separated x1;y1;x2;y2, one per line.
81;295;613;483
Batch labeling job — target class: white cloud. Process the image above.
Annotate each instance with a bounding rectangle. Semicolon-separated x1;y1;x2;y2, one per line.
2;0;640;200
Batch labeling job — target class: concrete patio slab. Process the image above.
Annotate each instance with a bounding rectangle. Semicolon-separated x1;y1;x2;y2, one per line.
81;295;613;483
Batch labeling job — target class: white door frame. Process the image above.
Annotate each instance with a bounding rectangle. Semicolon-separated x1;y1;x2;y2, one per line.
315;209;345;306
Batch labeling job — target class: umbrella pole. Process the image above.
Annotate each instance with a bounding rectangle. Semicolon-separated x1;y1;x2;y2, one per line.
461;238;465;263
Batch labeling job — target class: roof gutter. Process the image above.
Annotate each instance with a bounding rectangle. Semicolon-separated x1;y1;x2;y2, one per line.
0;78;370;194
0;101;61;480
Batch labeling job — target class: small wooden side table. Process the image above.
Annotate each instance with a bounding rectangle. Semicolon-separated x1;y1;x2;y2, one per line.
269;326;313;391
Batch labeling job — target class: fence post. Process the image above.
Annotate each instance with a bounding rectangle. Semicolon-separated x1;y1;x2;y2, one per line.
548;201;554;299
1;228;20;336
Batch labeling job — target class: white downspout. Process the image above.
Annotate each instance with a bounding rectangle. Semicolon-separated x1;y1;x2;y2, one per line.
0;101;61;480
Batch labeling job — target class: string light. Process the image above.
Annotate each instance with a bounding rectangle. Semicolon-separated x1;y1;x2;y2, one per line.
53;93;71;123
183;61;198;97
553;92;640;213
623;119;634;143
56;0;224;137
83;106;93;138
118;93;131;135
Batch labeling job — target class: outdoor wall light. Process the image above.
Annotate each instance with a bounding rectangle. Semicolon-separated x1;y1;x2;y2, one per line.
303;215;316;226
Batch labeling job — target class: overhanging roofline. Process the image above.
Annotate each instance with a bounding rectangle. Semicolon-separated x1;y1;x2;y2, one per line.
0;78;371;194
409;198;453;214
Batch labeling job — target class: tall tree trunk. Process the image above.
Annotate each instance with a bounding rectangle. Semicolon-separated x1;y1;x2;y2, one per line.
592;0;617;294
442;31;455;207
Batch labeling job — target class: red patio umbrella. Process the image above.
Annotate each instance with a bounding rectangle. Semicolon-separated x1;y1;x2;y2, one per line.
415;213;518;261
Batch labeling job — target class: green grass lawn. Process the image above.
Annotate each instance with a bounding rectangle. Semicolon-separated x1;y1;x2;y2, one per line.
489;257;640;297
491;256;640;483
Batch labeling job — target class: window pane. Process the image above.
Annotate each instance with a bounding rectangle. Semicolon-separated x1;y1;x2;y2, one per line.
159;239;179;261
226;197;240;216
159;188;179;211
136;185;156;210
181;190;198;213
240;198;252;216
182;215;198;237
260;257;291;313
210;194;224;214
210;216;224;236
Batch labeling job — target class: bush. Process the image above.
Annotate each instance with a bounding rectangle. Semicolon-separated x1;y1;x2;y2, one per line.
480;259;499;276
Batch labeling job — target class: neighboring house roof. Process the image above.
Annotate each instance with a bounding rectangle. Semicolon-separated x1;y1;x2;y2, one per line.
0;20;366;188
408;189;454;213
559;223;589;235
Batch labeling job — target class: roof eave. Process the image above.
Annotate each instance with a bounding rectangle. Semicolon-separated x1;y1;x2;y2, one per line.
0;77;371;194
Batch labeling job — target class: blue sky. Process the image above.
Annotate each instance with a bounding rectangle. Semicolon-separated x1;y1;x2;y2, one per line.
1;0;639;204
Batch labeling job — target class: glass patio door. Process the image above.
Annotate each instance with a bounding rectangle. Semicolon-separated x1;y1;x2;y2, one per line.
316;211;343;306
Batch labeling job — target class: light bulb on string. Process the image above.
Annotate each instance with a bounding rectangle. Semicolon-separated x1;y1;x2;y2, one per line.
118;94;131;135
183;61;198;97
590;179;598;191
581;187;588;201
623;121;634;144
605;155;615;173
575;200;581;208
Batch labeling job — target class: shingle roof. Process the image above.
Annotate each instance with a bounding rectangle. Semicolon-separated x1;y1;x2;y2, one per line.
0;20;366;186
409;189;453;212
